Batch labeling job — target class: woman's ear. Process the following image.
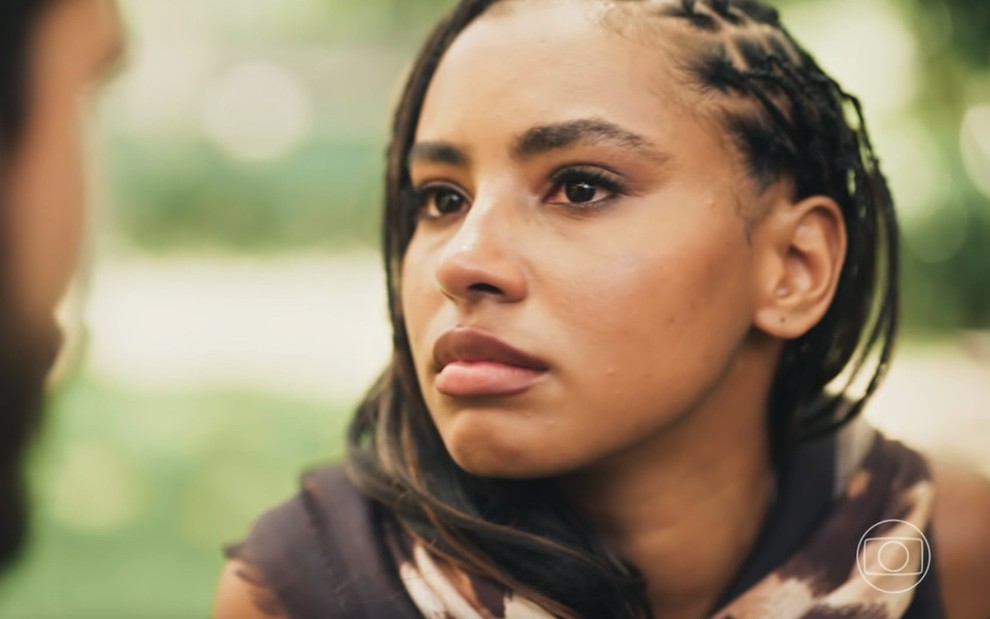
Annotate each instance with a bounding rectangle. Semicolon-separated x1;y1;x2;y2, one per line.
751;194;846;339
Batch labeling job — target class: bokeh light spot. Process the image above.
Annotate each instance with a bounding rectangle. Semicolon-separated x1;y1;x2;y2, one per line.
48;440;145;532
202;61;314;162
882;122;948;229
961;105;990;200
903;197;969;265
785;0;918;115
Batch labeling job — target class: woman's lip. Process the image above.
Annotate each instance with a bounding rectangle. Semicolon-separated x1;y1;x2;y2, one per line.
432;327;549;373
435;361;546;397
431;327;548;397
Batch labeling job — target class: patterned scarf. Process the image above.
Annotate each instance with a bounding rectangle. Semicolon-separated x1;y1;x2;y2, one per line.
386;429;936;619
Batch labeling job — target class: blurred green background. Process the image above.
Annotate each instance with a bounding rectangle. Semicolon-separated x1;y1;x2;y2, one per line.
0;0;988;617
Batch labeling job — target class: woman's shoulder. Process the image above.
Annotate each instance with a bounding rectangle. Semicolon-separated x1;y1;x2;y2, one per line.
930;458;990;619
210;465;365;619
211;464;420;619
232;465;366;572
213;559;286;619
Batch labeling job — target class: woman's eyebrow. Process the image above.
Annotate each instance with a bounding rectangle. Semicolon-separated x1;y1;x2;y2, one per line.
511;118;670;163
407;142;471;168
406;119;668;169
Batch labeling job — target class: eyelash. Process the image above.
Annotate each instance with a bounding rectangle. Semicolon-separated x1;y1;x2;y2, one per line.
410;165;626;220
409;183;468;221
546;166;624;209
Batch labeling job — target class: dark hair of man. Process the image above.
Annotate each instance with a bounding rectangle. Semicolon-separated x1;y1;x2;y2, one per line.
345;0;900;615
0;0;59;574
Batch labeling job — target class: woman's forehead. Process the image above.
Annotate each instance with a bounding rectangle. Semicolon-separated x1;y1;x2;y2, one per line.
416;0;703;148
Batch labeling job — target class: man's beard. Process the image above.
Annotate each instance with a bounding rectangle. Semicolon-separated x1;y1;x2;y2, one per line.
0;318;61;572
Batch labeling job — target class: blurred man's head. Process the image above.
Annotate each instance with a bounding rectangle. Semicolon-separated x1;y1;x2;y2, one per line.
0;0;123;570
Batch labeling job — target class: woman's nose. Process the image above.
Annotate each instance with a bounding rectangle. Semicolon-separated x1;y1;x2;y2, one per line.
433;200;528;306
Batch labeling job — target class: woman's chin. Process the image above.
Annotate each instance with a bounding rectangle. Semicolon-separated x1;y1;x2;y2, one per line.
435;409;527;473
442;431;546;480
451;453;560;480
443;428;582;480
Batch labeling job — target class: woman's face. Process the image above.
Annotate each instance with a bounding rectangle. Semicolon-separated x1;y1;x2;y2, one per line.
3;0;122;328
401;0;772;478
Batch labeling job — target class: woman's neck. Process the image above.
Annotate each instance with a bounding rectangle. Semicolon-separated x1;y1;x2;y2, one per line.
556;343;778;619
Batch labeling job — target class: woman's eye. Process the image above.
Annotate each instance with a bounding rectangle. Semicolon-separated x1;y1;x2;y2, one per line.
562;180;604;203
414;185;468;219
433;189;465;214
545;169;622;207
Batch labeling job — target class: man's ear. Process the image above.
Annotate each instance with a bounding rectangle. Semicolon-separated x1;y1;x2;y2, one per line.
751;194;846;339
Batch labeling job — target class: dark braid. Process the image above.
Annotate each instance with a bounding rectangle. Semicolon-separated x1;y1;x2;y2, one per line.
661;1;719;31
735;0;780;24
660;0;898;456
346;1;900;616
709;0;743;25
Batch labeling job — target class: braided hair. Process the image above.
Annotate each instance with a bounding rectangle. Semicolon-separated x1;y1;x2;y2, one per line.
652;0;897;455
346;1;899;616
